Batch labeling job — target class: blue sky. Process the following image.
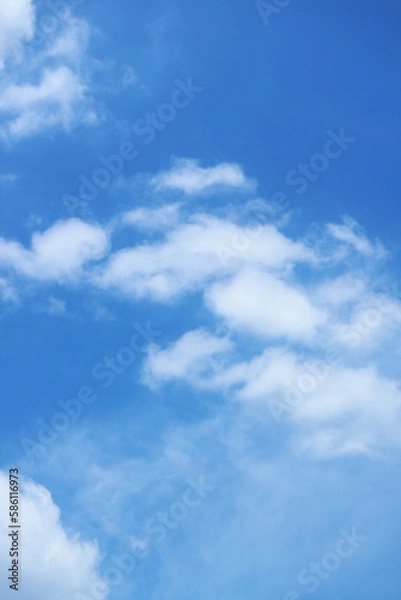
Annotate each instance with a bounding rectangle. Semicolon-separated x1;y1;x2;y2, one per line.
1;1;401;598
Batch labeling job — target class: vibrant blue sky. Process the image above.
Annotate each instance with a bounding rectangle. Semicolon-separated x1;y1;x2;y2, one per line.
1;1;401;599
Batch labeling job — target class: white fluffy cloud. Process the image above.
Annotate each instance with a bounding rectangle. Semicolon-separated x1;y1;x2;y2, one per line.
0;219;109;281
214;346;401;457
0;66;94;138
0;0;35;69
0;9;98;140
292;365;401;457
143;329;232;388
0;471;108;600
97;214;313;301
143;330;401;458
151;158;254;194
215;348;310;400
206;268;326;342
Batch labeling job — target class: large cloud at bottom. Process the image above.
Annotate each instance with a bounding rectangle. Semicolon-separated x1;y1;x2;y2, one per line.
0;470;108;600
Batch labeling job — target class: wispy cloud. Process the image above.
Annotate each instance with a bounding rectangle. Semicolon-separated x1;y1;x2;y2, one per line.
151;157;255;194
0;0;35;69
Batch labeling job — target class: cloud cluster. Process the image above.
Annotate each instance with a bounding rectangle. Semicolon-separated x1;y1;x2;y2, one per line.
143;323;401;458
0;2;98;140
97;212;314;301
1;158;399;459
